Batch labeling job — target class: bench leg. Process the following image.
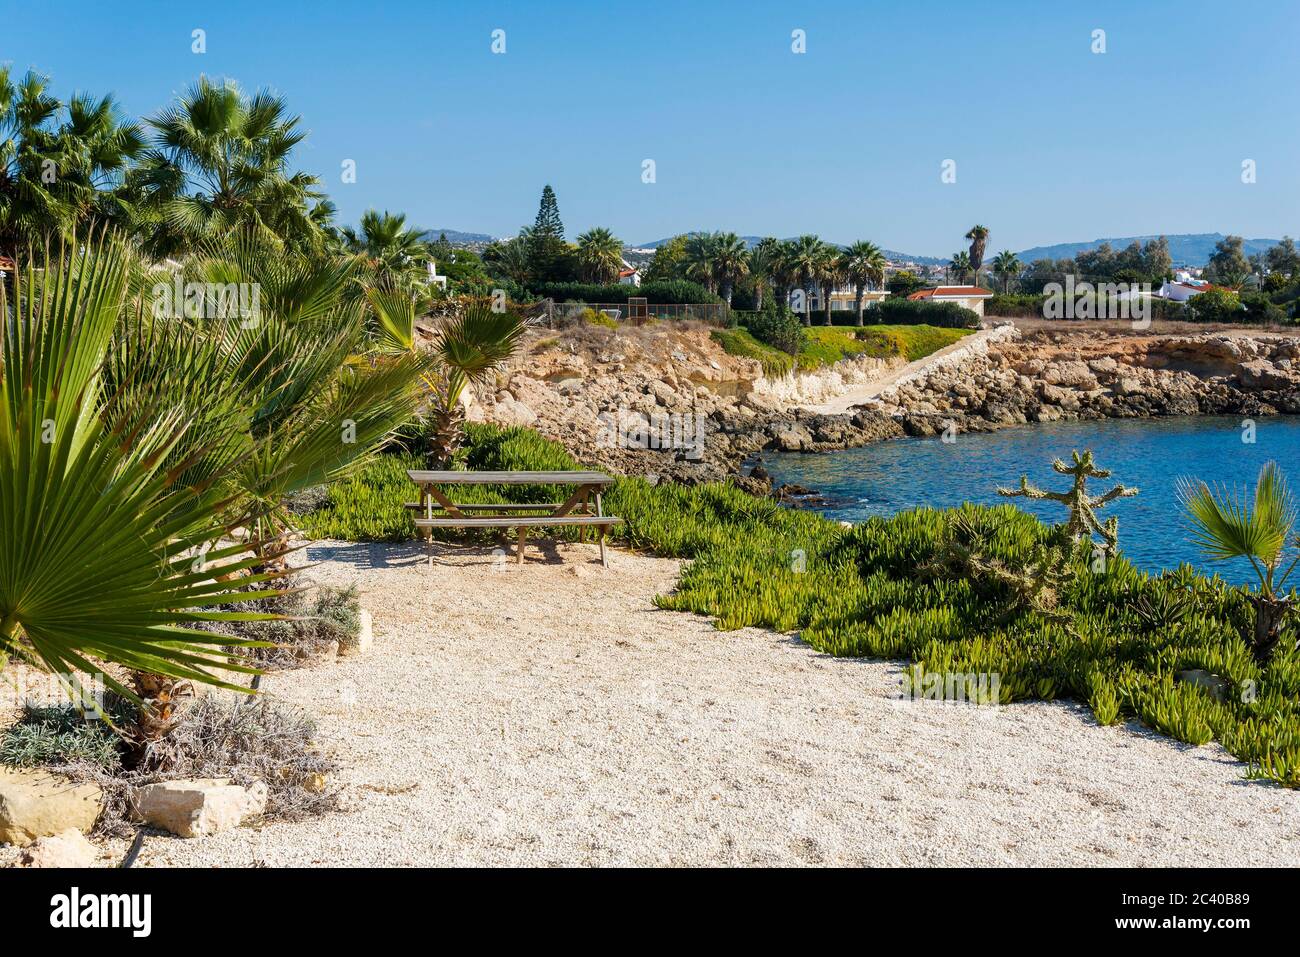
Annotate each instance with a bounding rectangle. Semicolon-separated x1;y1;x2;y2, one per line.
595;491;608;568
516;526;527;565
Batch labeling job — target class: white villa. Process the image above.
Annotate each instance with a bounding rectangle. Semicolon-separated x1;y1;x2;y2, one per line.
906;285;995;316
1158;271;1222;302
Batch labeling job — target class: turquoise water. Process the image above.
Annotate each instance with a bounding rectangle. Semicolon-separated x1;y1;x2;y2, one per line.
761;415;1300;583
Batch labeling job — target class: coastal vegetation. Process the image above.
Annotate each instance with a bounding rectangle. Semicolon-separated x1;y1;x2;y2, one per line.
301;424;1300;789
711;322;970;377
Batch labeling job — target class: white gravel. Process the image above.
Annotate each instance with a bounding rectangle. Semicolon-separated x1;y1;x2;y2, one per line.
68;541;1300;866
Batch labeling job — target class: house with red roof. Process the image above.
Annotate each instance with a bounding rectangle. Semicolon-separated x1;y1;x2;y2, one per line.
1158;272;1229;302
907;285;994;315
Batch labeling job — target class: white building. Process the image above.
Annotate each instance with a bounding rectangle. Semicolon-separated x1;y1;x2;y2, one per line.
618;261;641;286
907;285;995;316
1158;271;1223;302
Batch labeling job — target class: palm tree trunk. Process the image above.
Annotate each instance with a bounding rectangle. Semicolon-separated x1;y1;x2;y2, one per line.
754;283;764;312
823;285;833;325
801;285;811;326
427;402;466;469
1251;595;1291;662
854;287;864;326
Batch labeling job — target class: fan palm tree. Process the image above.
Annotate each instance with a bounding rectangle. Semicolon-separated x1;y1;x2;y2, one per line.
768;240;800;312
341;209;431;290
0;68;145;257
135;77;327;258
710;232;750;307
575;226;624;285
991;249;1022;293
785;234;827;326
949;251;972;284
748;237;781;312
816;246;842;325
178;234;425;564
0;234;286;702
483;232;534;288
426;301;526;467
965;225;989;287
683;232;720;293
1178;462;1300;662
841;240;887;325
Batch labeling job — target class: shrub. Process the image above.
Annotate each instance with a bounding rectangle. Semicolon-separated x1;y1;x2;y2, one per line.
873;297;980;329
1239;292;1288;325
1187;287;1242;323
986;293;1046;317
742;299;806;355
198;578;361;669
0;703;124;769
582;307;619;328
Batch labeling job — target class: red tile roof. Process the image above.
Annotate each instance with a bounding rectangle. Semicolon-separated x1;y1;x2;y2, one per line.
618;267;638;278
907;285;993;301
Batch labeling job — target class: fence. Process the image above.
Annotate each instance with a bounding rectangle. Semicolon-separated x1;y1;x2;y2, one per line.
544;297;729;327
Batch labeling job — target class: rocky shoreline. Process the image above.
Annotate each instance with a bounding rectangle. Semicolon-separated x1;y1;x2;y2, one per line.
469;322;1300;494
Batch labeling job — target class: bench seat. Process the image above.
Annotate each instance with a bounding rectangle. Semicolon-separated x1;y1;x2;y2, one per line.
413;515;622;528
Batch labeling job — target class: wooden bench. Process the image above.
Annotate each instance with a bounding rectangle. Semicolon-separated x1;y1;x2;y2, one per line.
407;470;622;567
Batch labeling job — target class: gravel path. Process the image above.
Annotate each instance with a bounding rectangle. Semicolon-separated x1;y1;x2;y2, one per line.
120;540;1297;867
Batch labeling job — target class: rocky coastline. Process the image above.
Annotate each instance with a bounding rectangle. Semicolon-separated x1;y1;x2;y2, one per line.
468;321;1300;495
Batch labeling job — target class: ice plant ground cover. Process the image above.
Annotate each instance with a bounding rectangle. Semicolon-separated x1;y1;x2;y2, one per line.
303;425;1300;789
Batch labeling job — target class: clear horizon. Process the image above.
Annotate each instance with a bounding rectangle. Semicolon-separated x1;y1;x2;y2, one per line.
5;0;1297;257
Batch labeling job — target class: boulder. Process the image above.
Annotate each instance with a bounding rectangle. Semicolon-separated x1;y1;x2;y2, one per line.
1175;668;1231;702
771;427;812;452
493;396;537;427
18;828;96;868
0;768;102;846
133;778;267;838
1042;360;1098;391
1237;359;1293;391
555;377;583;396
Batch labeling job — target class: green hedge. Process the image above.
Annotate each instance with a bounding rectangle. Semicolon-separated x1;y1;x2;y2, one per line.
873;297;980;329
530;279;722;305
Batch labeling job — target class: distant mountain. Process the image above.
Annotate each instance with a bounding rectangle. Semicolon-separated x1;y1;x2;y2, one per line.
636;235;947;266
1014;233;1283;267
421;228;499;245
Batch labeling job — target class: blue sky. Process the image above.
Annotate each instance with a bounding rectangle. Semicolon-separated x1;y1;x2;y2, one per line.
4;0;1297;256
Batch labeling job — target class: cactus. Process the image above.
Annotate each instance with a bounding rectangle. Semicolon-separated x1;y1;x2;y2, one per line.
998;449;1138;553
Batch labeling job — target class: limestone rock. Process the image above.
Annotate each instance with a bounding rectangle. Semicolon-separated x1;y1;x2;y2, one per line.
0;768;102;846
18;828;96;867
338;608;373;658
134;778;267;838
1238;359;1293;391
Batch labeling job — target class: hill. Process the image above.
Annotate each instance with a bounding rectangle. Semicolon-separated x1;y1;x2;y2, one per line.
1014;233;1282;267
